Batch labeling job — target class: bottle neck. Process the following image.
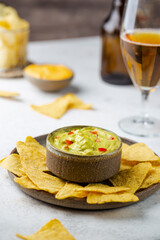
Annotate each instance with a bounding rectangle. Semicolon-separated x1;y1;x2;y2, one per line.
112;0;125;17
102;0;125;33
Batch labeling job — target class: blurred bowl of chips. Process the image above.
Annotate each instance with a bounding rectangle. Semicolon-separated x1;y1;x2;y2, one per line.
0;4;29;72
46;125;122;183
24;64;74;92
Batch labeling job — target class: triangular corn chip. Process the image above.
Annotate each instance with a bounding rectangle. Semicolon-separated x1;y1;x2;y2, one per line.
140;168;160;189
25;136;46;156
31;93;92;119
16;219;75;240
82;183;129;194
14;175;39;190
110;162;152;193
55;182;87;199
16;141;48;171
0;154;23;177
122;143;159;162
87;192;139;204
24;170;65;194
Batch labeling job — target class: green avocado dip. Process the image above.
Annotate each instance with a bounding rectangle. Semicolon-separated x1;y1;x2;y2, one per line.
48;126;120;156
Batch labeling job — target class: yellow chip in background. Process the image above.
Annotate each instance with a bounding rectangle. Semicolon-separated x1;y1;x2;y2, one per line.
82;183;129;194
31;95;70;119
140;168;160;189
110;162;152;193
16;141;48;172
0;154;23;177
122;143;159;162
0;4;29;30
0;90;19;98
14;175;39;190
16;219;75;240
30;93;92;119
67;93;92;110
25;136;46;156
55;182;87;200
87;192;139;204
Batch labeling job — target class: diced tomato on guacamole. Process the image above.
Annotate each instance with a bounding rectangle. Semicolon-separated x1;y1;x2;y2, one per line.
49;127;120;156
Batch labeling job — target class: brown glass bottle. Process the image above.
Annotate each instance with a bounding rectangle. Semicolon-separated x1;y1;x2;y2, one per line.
101;0;131;85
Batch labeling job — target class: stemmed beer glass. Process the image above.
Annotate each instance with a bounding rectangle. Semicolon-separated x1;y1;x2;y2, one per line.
119;0;160;137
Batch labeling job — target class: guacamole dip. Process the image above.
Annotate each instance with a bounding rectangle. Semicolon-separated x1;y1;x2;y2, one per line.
48;127;120;156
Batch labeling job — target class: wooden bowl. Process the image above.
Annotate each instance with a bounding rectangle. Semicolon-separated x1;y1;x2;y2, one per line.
46;126;122;183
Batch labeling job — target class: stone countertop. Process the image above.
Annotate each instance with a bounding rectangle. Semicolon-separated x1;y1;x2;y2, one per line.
0;37;160;240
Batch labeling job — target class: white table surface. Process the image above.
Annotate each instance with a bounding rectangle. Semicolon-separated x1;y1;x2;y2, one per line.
0;36;160;240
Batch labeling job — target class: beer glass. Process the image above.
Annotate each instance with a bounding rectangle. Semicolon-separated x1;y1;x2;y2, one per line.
119;0;160;136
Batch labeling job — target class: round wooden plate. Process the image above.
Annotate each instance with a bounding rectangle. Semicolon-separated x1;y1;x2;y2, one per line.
9;134;160;210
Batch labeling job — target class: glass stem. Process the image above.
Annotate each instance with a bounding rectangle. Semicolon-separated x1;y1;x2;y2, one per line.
140;90;150;123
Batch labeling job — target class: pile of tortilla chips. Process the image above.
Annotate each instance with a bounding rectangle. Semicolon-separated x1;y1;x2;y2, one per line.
30;93;92;119
1;137;160;205
16;219;75;240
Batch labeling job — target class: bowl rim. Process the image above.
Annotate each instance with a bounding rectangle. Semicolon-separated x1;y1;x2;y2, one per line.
23;64;74;82
46;125;122;158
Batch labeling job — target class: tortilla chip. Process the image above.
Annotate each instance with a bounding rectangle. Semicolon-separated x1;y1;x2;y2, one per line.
30;93;92;119
140;168;160;189
110;162;152;193
16;141;48;172
16;141;64;193
82;183;129;194
25;136;46;156
122;143;159;162
16;219;75;240
122;143;129;151
23;170;65;194
55;182;87;199
150;160;160;167
121;159;139;167
87;192;139;204
120;163;132;171
121;158;160;168
67;93;92;110
0;90;19;98
0;154;23;177
14;175;39;190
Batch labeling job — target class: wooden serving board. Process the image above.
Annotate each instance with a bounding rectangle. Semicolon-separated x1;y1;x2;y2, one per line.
8;134;160;210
